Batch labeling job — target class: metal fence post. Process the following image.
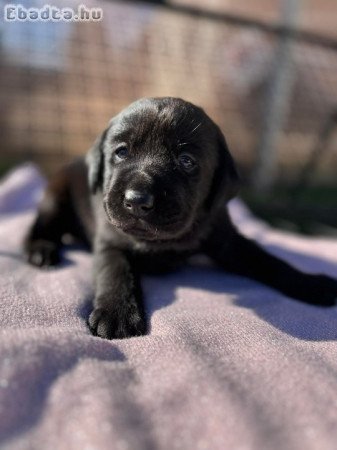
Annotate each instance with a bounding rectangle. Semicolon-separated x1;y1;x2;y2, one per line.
252;0;301;193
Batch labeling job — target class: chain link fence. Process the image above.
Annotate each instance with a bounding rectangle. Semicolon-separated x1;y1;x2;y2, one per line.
1;0;337;194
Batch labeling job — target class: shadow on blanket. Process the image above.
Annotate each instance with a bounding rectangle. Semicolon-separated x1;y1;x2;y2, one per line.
139;248;337;342
1;344;127;443
2;242;334;343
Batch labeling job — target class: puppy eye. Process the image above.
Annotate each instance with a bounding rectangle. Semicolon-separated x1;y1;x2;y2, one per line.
179;154;196;171
115;146;128;160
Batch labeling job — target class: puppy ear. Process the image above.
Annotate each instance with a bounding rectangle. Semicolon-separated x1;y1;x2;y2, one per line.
206;127;240;210
86;128;109;194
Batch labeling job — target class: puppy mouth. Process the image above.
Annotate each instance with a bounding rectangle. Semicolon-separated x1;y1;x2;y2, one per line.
103;198;192;240
105;208;187;240
118;219;186;240
119;220;184;239
120;223;159;238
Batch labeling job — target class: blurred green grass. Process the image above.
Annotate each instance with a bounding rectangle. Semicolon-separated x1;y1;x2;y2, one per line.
242;185;337;236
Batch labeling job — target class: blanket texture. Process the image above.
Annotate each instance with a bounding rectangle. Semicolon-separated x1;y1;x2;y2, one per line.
1;164;337;450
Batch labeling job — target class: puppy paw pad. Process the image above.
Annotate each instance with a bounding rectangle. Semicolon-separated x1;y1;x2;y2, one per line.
88;307;146;340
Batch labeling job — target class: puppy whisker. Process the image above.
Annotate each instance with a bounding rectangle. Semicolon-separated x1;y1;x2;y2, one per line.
189;121;203;135
177;142;189;147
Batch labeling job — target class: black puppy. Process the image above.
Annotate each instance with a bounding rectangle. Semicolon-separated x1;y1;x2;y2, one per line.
25;97;337;339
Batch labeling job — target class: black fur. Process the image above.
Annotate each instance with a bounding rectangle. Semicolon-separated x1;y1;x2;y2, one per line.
24;97;337;339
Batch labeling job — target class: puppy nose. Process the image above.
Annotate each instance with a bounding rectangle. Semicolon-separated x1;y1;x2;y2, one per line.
123;189;154;216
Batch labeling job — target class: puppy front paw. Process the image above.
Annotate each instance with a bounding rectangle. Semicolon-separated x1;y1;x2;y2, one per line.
25;240;60;267
88;303;146;339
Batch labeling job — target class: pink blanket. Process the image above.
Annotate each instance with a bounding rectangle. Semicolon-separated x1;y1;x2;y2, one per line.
1;165;337;450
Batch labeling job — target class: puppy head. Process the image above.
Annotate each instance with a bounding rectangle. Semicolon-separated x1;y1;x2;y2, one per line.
86;97;239;241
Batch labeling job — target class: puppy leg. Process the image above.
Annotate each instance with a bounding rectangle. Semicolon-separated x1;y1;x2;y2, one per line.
205;223;337;307
88;244;146;339
24;174;71;267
